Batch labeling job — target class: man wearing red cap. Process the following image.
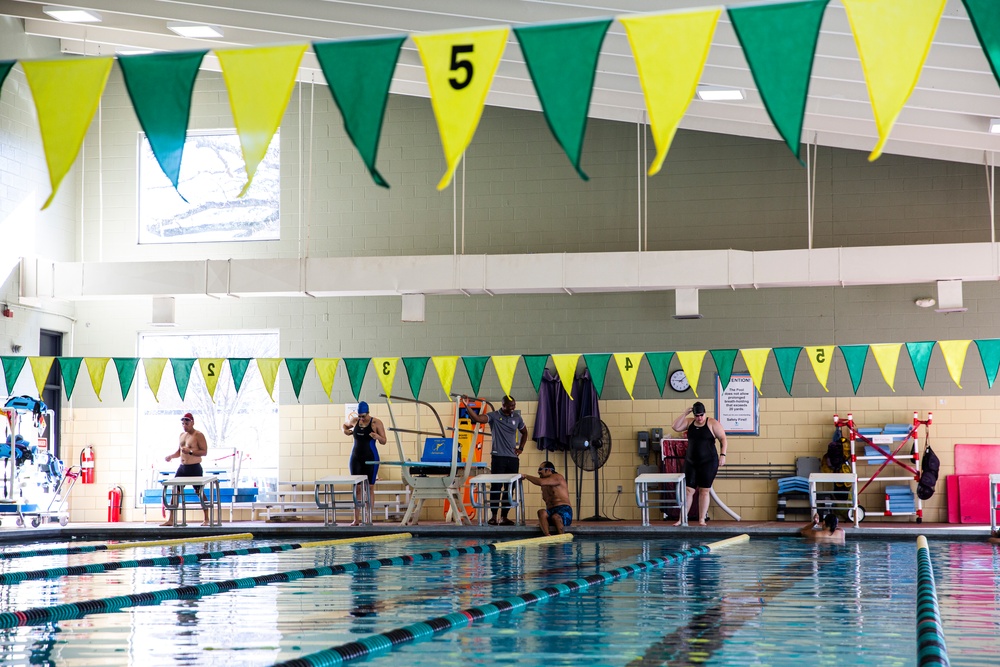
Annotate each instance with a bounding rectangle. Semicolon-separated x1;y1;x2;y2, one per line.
162;412;210;526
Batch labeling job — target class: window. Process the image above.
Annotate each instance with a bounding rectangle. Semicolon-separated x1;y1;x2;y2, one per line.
138;130;280;244
135;332;279;504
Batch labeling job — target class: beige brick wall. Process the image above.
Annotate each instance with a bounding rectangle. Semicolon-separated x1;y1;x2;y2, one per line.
64;395;975;525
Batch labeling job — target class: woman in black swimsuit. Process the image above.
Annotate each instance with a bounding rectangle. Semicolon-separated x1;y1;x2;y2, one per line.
342;401;387;526
671;401;729;526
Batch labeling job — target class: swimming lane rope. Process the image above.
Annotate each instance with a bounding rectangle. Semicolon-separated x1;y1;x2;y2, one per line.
0;540;490;629
915;536;950;667
272;534;750;667
0;533;411;585
0;532;255;561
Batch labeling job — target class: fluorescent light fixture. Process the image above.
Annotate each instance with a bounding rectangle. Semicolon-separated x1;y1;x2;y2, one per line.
116;49;155;56
696;86;745;102
167;22;223;38
990;119;1000;134
42;6;102;23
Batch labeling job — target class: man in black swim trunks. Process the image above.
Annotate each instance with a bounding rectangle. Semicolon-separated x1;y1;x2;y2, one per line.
162;412;210;527
671;401;729;527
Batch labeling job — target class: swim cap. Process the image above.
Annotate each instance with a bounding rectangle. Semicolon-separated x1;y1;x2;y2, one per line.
357;401;370;414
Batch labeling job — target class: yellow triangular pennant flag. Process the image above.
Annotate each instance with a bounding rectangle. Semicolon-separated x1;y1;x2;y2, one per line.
84;357;110;402
841;0;946;160
198;358;225;402
492;355;520;399
216;44;308;197
22;57;114;209
870;343;901;392
412;27;509;190
432;356;459;399
28;357;55;398
373;357;399;399
620;9;720;175
314;358;340;401
143;358;168;402
257;358;282;402
804;346;835;392
676;350;707;398
614;353;644;400
551;354;581;400
740;348;771;395
938;339;971;389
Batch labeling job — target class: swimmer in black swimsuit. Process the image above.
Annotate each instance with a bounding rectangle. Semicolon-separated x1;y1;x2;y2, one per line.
342;401;387;526
671;401;729;526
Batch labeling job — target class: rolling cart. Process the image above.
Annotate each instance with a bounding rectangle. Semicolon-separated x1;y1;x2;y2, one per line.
833;411;931;526
1;396;77;528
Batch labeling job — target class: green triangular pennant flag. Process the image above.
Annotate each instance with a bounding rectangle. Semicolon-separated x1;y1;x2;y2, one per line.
314;36;405;188
905;341;934;390
284;358;311;401
963;0;1000;91
1;356;26;395
710;349;739;391
728;0;829;163
583;353;612;397
343;358;370;401
402;357;429;400
170;357;196;401
513;19;612;179
645;351;675;396
839;345;868;394
113;357;140;401
773;347;802;395
0;61;15;94
522;354;549;394
975;339;1000;388
462;356;490;397
228;358;250;393
58;357;82;400
118;51;206;191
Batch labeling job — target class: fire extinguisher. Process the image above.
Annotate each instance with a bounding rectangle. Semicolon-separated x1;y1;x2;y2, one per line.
108;485;123;522
80;446;95;484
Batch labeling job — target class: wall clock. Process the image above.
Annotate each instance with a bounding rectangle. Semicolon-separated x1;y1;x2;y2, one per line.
669;369;690;392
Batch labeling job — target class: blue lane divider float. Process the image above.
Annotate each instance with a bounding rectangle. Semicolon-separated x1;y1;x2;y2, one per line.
0;533;255;561
0;533;411;586
915;536;950;667
272;534;750;667
0;544;494;629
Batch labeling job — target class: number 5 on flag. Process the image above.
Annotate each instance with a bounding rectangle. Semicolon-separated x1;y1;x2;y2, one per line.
413;28;509;190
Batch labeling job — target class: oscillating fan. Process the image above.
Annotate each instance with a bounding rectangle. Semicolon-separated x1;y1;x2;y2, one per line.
568;416;613;521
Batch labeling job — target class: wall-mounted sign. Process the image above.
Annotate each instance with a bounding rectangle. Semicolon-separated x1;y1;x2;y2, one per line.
714;373;759;436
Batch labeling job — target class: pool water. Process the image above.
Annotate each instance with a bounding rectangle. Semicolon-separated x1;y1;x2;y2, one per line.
0;535;995;666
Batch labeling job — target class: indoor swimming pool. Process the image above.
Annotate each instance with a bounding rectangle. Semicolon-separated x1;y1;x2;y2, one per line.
0;534;994;666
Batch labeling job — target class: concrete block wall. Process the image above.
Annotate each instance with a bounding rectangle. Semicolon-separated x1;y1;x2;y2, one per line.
61;393;979;525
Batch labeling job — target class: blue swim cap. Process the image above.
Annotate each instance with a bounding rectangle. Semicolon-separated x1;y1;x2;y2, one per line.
357;401;370;414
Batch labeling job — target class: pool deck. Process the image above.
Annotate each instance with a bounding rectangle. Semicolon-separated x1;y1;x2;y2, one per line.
0;518;991;544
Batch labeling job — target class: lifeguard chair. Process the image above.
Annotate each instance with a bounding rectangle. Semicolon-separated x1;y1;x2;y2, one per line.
380;394;486;525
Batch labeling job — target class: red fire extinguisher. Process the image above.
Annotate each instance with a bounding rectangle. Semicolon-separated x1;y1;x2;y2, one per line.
80;446;95;484
108;485;123;522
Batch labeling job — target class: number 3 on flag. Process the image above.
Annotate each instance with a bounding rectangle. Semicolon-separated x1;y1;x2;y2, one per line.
413;28;510;190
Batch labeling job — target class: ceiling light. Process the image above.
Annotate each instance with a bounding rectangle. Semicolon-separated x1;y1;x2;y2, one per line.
167;22;223;39
914;297;936;308
990;119;1000;134
116;49;155;56
696;86;745;102
42;6;102;23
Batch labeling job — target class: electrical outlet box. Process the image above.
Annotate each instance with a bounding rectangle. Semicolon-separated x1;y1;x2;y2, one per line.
617;485;623;493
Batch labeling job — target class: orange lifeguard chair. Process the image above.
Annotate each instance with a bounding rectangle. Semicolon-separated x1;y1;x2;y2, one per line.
443;397;489;521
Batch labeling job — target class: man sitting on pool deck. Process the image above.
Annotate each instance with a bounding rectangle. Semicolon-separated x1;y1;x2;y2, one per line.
522;461;572;535
801;513;846;545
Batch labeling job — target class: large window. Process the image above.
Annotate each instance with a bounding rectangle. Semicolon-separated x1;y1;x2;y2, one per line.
135;332;279;503
138;130;280;244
